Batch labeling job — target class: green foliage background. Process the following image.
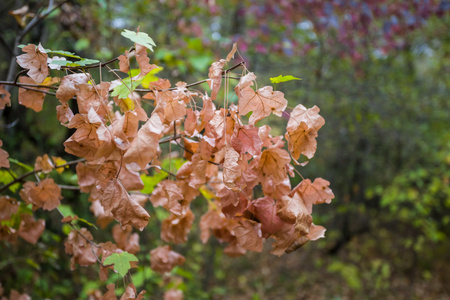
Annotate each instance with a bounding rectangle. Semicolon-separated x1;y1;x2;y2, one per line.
0;0;449;299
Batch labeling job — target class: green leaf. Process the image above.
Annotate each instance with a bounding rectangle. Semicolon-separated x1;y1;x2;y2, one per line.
50;58;100;67
103;252;138;277
45;49;82;59
111;77;143;99
121;29;156;51
8;158;33;172
0;170;20;193
140;172;167;194
270;75;302;84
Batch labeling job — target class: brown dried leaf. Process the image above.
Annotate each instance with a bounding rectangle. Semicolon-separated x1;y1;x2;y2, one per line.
34;154;54;173
238;86;287;125
19;178;62;211
208;59;226;100
223;146;241;190
112;224;140;254
118;50;130;73
287;104;325;132
8;289;31;300
161;210;194;244
258;147;291;184
226;43;238;61
18;214;45;244
0;85;11;109
135;44;156;78
234;72;256;98
100;179;150;231
233;219;263;252
64;228;98;270
101;283;117;300
124;113;162;171
199;205;228;243
0;140;10;169
231;125;262;156
16;43;48;83
56;103;74;125
293;178;335;214
164;289;183;300
18;76;46;112
0;196;19;221
150;180;186;216
150;245;185;274
56;73;89;103
286;121;318;160
248;196;285;238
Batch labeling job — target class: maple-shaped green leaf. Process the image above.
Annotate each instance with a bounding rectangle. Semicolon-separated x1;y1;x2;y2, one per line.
112;77;143;99
50;58;100;67
103;252;138;277
270;75;302;84
121;29;156;51
45;49;82;59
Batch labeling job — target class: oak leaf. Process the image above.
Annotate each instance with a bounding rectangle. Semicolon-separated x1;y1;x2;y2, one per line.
16;43;48;83
150;245;185;274
0;85;11;109
238;86;287;125
18;214;45;244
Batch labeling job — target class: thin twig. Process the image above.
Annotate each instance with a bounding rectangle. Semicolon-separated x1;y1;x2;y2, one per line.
0;81;58;90
0;158;85;193
58;184;81;190
134;61;245;93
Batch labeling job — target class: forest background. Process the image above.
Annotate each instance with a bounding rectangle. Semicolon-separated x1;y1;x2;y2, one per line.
0;0;449;299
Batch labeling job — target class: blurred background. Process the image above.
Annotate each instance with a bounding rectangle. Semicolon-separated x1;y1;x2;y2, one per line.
0;0;449;299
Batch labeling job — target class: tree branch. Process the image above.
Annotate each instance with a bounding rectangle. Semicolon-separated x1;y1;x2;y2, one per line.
0;158;85;193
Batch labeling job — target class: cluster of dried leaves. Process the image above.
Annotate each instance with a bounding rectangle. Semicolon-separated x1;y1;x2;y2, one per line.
0;39;333;298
